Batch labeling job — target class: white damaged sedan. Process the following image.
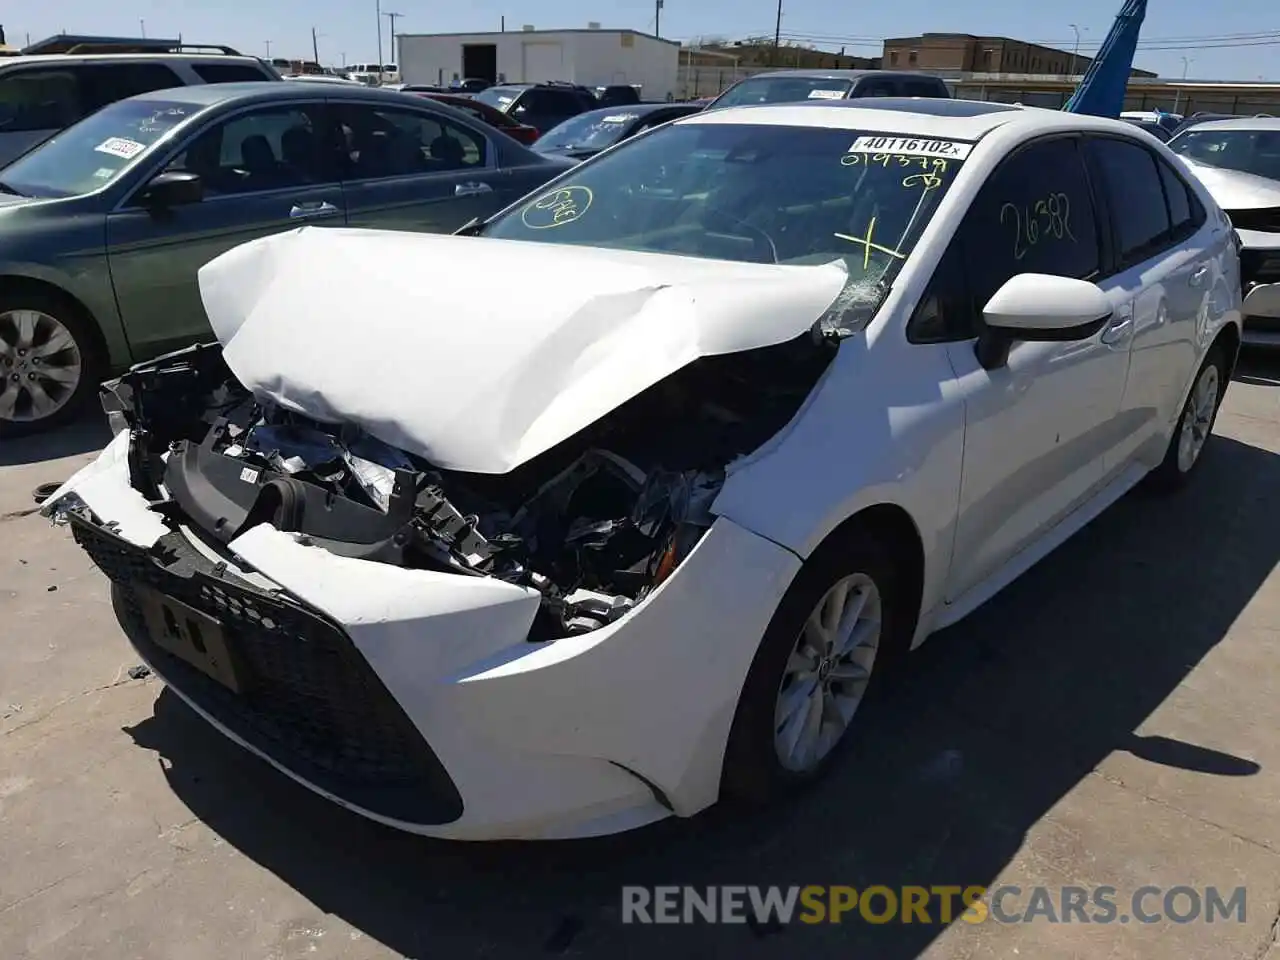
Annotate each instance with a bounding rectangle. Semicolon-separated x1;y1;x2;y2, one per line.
46;99;1242;840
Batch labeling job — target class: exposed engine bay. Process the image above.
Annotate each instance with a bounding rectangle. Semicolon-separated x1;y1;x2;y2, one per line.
98;334;835;640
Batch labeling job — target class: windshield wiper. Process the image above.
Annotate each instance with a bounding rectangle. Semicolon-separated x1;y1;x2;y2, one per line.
454;217;484;237
0;180;26;197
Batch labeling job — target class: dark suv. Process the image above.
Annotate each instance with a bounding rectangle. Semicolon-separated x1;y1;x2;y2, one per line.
472;82;597;137
707;70;951;110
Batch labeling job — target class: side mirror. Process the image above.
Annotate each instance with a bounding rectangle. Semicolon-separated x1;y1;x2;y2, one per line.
139;170;204;209
975;273;1112;370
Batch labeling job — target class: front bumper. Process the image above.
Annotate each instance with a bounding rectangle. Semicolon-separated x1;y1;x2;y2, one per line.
53;436;802;840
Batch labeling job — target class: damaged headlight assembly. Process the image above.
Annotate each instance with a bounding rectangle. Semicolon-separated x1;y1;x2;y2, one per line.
84;346;752;640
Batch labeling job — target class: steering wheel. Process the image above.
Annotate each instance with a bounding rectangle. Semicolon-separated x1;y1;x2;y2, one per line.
703;206;779;264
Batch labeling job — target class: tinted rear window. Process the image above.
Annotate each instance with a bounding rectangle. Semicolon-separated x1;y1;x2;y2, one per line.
192;62;274;84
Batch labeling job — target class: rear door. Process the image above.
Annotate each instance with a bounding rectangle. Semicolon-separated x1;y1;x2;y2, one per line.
105;100;345;357
334;99;509;232
1083;134;1224;472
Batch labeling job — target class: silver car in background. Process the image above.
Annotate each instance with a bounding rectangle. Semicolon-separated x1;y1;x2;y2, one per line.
1170;118;1280;345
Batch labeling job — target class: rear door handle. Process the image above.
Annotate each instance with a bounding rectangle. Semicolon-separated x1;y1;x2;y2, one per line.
455;182;494;197
1190;265;1210;287
289;201;341;220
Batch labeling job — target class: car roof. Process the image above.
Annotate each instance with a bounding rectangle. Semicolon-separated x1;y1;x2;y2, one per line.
679;97;1140;142
734;69;946;81
126;81;423;108
0;52;269;68
1175;116;1280;133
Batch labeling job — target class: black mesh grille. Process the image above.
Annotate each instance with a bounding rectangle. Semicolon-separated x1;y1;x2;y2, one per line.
72;514;462;824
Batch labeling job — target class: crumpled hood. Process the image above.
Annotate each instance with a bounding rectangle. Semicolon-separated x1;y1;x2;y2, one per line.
1178;157;1280;210
198;228;848;474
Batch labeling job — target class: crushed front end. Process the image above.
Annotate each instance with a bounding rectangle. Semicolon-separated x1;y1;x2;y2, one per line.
48;339;816;838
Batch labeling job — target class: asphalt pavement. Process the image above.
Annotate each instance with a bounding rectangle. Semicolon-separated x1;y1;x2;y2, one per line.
2;359;1280;959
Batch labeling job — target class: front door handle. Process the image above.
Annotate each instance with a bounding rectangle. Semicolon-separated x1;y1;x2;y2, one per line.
1100;307;1134;345
455;182;494;197
289;201;341;220
1189;265;1210;287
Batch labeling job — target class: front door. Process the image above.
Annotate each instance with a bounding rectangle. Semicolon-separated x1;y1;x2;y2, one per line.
105;101;345;358
332;100;507;234
940;136;1132;602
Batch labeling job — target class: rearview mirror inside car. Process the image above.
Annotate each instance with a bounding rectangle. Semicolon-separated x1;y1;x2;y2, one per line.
140;170;204;209
976;273;1113;370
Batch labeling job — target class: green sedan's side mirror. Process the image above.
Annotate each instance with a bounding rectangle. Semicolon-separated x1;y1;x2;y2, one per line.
140;170;204;208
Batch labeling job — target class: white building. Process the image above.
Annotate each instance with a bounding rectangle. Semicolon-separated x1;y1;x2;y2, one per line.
397;26;680;99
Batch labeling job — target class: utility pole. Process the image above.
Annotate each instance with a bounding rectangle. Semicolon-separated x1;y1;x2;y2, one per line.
264;39;272;58
1069;23;1080;76
311;26;321;64
139;19;146;38
383;10;403;68
773;0;782;66
655;0;663;39
375;0;383;80
1173;56;1193;114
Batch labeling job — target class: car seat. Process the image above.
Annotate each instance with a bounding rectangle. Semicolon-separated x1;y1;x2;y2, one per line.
429;134;466;169
280;125;317;180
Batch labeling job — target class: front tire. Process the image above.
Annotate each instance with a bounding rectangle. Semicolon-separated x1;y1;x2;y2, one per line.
1145;344;1226;493
0;292;101;437
721;529;912;805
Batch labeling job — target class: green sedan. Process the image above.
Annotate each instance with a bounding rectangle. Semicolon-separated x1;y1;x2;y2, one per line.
0;82;572;435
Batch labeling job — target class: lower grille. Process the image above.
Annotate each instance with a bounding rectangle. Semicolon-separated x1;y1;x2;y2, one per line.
72;514;463;825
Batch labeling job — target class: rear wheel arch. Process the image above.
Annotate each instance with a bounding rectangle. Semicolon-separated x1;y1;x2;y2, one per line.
1212;321;1240;380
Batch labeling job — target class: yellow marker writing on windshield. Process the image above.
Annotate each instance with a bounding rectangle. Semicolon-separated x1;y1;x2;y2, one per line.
834;218;907;269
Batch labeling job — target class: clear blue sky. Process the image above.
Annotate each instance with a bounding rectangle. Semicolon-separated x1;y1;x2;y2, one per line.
7;0;1278;80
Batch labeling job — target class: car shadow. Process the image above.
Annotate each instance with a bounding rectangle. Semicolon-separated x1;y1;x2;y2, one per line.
0;410;111;467
123;433;1276;958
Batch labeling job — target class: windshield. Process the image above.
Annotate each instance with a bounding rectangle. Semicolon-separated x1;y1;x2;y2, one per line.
1169;129;1280;182
712;76;853;109
482;123;967;307
0;99;199;198
474;87;521;111
537;112;637;152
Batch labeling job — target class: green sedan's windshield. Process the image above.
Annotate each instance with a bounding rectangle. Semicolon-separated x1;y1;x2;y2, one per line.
483;123;968;306
0;99;200;199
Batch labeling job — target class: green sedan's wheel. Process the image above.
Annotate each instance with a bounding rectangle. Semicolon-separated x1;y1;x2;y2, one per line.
0;293;101;437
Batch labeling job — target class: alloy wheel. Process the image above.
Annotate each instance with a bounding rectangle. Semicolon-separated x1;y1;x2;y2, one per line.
1176;363;1220;474
0;309;83;423
773;572;881;773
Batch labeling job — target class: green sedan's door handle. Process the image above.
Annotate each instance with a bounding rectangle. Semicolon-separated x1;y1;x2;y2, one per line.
289;201;341;220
